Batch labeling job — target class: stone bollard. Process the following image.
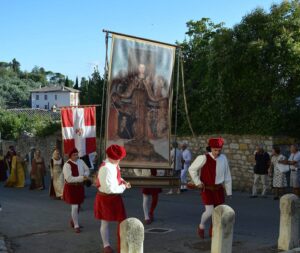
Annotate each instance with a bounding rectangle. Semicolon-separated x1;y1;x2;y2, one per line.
120;218;144;253
211;205;235;253
278;194;300;251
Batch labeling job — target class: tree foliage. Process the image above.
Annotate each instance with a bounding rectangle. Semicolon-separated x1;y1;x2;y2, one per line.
0;110;60;140
0;59;71;108
79;67;105;137
177;0;300;136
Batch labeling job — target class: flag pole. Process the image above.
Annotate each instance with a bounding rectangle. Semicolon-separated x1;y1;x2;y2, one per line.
99;30;110;162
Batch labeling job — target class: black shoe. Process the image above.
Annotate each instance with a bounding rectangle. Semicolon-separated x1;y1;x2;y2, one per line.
249;195;258;198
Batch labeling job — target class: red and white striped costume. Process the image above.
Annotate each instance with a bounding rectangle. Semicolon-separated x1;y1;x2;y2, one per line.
189;152;232;205
63;159;90;204
94;159;127;221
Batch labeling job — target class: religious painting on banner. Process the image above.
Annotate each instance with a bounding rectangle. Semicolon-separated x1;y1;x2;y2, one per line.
106;34;176;168
61;107;96;157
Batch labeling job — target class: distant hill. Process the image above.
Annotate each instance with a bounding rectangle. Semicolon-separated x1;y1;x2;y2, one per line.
0;59;73;108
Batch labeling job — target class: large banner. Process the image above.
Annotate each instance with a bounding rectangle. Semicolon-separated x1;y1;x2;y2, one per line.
61;107;96;157
106;34;176;168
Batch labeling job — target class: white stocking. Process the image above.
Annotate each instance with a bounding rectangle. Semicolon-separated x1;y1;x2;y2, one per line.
71;204;79;228
100;220;110;248
200;205;214;229
143;194;150;220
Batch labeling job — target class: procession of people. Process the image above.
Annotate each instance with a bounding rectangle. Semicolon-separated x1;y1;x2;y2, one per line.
1;139;300;253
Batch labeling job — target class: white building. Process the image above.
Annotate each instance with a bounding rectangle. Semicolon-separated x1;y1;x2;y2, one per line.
30;86;80;110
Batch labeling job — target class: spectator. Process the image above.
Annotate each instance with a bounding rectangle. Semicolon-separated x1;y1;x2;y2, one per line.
250;145;270;198
180;142;192;192
166;141;182;195
268;146;287;200
279;144;300;197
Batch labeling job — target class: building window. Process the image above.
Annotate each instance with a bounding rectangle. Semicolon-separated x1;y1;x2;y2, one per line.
44;94;48;100
44;105;48;109
36;94;39;100
55;94;58;100
36;105;39;108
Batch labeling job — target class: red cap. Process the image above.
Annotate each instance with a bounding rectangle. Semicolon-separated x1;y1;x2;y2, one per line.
68;148;79;157
106;145;126;160
208;138;224;149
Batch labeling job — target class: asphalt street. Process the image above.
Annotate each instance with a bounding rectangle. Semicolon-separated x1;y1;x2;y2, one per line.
0;177;281;253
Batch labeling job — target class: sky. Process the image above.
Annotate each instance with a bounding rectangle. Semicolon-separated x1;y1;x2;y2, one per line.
0;0;283;82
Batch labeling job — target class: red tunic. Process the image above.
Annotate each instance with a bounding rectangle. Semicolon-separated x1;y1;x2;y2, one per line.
142;169;162;195
94;162;126;222
63;161;85;205
200;154;225;206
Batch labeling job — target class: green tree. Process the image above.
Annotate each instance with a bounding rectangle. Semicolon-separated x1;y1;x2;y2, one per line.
10;58;20;73
178;0;300;136
74;76;79;89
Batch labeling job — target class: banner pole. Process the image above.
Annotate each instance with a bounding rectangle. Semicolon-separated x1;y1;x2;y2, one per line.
99;31;109;162
102;29;179;48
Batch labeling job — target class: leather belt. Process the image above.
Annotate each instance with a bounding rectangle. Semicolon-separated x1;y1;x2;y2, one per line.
65;182;84;186
97;191;120;196
204;184;223;191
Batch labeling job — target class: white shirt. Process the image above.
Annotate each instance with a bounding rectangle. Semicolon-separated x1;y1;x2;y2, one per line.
98;159;126;194
188;153;232;196
171;148;182;171
63;159;90;183
88;152;97;170
288;151;300;171
182;148;192;169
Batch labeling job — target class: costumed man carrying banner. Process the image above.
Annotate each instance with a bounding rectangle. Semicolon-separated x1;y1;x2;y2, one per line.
94;144;131;253
188;137;232;239
62;148;90;233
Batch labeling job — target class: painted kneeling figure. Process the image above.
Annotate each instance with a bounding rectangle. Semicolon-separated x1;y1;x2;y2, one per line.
188;137;232;239
94;144;131;253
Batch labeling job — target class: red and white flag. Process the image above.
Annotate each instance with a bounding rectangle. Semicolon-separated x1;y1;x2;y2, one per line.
61;107;96;157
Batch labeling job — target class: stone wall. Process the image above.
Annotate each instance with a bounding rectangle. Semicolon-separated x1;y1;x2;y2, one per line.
1;133;299;191
176;135;299;192
2;132;62;168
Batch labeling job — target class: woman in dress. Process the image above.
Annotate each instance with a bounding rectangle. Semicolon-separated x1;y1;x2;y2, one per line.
49;149;64;199
0;150;8;181
5;151;25;188
268;146;287;200
31;149;46;190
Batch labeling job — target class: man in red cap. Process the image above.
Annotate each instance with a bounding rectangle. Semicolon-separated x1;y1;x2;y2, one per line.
188;137;232;239
62;148;90;233
94;144;131;253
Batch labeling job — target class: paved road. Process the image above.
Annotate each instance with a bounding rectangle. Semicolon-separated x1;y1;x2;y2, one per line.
0;178;281;253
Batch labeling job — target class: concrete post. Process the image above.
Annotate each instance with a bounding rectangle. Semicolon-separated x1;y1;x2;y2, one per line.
278;194;300;251
211;205;235;253
120;218;144;253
